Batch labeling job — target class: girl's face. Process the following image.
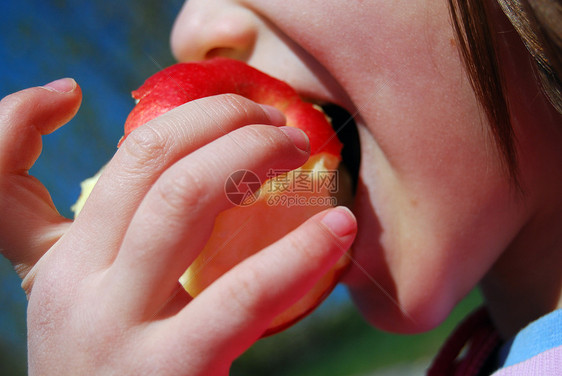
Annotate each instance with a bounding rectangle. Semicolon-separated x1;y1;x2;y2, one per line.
170;0;529;332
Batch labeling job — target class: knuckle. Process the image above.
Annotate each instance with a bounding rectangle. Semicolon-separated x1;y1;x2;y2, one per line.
214;93;271;125
121;125;168;165
0;92;27;121
219;93;254;119
153;167;208;216
223;265;269;317
234;124;288;154
286;224;333;266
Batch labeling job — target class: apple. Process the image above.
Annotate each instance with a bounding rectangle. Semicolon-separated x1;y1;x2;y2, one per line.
72;58;352;336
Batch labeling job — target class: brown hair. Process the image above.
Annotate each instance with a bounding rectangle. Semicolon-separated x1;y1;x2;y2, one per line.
447;0;562;187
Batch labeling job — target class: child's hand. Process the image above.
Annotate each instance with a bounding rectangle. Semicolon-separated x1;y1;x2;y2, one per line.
0;81;356;375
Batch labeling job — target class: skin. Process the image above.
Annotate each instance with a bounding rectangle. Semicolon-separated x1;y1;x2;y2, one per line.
0;0;560;374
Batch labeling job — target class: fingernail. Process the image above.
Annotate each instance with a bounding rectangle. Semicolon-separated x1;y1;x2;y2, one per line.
42;78;76;93
279;126;310;153
260;104;286;126
321;207;357;239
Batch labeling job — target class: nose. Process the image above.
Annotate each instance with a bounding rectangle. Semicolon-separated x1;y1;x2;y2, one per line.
170;0;258;62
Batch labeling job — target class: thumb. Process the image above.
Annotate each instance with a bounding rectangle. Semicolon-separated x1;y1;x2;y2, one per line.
0;79;82;280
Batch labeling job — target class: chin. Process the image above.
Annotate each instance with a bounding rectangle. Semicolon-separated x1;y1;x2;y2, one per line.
343;228;459;334
349;281;457;334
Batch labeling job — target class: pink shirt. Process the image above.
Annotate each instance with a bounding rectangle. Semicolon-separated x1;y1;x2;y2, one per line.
492;309;562;375
492;345;562;375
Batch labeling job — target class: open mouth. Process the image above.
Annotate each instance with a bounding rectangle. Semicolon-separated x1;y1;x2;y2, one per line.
321;104;361;194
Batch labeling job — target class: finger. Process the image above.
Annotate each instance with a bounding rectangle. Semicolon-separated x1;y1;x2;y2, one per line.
72;94;285;267
158;207;356;372
0;79;82;278
106;123;310;316
0;79;81;172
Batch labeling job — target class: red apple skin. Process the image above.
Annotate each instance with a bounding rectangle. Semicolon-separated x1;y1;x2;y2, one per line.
121;58;350;336
122;57;342;157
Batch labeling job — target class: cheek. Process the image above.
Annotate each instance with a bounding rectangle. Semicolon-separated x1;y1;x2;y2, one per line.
357;0;508;231
343;10;527;331
349;72;529;332
375;72;493;186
